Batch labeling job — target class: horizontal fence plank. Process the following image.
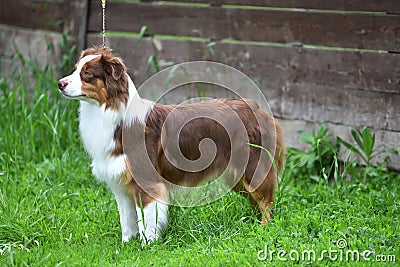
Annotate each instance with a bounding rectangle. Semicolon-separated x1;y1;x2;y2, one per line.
87;34;400;131
268;82;400;132
0;0;88;38
87;35;400;94
87;34;208;82
88;1;400;52
213;42;400;94
167;0;400;13
0;0;65;32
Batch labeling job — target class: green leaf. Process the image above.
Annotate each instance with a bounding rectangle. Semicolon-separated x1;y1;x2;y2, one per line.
139;25;152;38
318;139;337;152
131;26;153;54
384;148;398;155
201;42;216;57
337;136;367;164
371;148;398;159
351;129;364;152
310;175;320;182
146;55;160;73
299;131;314;145
317;124;329;139
362;127;375;159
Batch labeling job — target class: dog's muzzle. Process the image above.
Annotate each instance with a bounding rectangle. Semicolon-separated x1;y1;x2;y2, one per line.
58;79;69;91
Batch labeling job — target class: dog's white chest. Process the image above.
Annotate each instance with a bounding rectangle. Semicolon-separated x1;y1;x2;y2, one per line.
79;102;126;182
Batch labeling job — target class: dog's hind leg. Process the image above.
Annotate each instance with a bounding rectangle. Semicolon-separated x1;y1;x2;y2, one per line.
243;170;276;226
133;182;169;245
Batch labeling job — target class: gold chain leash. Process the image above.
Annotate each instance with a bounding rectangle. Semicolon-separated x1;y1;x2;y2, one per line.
101;0;106;47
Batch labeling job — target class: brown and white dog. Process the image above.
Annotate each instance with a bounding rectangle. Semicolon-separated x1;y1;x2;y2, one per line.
58;46;285;244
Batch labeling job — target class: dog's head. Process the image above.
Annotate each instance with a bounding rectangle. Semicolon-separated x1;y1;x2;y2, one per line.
58;46;129;109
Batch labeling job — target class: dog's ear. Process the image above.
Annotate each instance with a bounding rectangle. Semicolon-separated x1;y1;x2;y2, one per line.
103;55;126;80
101;54;128;99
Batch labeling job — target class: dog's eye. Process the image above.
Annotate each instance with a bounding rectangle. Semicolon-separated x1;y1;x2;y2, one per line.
84;71;92;76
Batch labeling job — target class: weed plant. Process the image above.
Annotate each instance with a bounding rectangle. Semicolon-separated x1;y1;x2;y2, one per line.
0;46;399;266
288;125;340;182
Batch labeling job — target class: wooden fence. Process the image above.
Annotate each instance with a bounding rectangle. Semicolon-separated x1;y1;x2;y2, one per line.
1;0;400;168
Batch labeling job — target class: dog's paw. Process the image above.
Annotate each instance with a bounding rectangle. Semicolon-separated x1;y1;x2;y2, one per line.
139;230;160;246
122;236;131;243
122;232;138;243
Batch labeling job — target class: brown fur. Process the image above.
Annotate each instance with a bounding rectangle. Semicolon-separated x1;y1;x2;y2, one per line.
75;47;286;224
122;99;285;223
78;46;128;110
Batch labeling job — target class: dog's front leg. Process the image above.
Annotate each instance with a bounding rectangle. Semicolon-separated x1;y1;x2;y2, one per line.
108;182;139;242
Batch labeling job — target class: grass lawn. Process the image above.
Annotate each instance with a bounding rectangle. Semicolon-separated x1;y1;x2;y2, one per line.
0;54;399;266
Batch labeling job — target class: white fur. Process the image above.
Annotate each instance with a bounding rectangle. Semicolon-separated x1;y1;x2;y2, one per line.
59;54;101;99
60;54;164;244
108;182;139;242
124;74;154;126
79;102;126;182
76;73;151;183
136;201;168;244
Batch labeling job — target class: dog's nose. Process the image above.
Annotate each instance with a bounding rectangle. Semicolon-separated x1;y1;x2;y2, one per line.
58;80;68;91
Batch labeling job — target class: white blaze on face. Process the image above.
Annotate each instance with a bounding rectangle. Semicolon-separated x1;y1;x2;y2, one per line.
59;54;101;98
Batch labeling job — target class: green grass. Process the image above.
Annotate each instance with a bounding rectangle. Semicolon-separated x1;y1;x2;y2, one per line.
0;53;399;266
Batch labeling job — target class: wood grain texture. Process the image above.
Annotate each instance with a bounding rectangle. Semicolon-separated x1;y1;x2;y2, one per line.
87;35;400;93
88;1;400;51
268;83;400;132
168;0;400;13
0;0;66;32
0;0;88;40
71;0;89;51
213;42;400;94
87;34;400;132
